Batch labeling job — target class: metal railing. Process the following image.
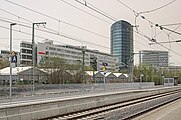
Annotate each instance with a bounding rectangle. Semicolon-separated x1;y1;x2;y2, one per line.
0;82;154;100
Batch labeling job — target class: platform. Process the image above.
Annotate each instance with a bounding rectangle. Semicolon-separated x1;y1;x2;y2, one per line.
133;98;181;120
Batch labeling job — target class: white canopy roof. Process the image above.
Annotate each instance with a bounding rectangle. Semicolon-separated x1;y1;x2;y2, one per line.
0;67;31;75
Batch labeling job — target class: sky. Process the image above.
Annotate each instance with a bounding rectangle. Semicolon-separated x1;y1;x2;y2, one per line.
0;0;181;65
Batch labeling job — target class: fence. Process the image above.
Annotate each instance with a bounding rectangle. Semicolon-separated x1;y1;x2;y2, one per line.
0;82;154;100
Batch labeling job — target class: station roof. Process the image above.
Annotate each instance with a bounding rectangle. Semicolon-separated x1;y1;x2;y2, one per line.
0;66;31;75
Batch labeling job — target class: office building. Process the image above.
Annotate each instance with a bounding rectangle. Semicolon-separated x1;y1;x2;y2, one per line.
141;50;169;67
37;40;119;71
20;41;33;66
110;20;133;69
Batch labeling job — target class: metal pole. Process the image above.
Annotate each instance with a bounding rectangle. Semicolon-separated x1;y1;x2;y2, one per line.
174;66;176;77
103;73;106;90
130;55;134;82
9;23;16;98
82;49;85;83
32;22;46;95
139;51;142;83
32;23;35;95
93;69;95;83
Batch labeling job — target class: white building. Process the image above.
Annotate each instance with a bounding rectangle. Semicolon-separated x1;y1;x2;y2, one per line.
20;41;33;65
37;40;119;71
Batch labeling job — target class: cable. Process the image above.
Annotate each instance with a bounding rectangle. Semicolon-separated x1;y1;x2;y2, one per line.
0;25;76;47
116;0;181;53
139;0;176;14
0;38;31;41
74;0;163;50
0;10;112;52
3;0;181;59
0;16;155;56
156;24;181;36
0;16;155;55
75;0;116;21
0;16;31;25
149;39;181;44
85;1;118;20
3;0;110;40
74;0;181;63
59;0;111;24
0;20;111;50
116;0;137;14
161;23;181;26
74;0;181;58
134;29;181;56
0;8;32;23
3;0;157;52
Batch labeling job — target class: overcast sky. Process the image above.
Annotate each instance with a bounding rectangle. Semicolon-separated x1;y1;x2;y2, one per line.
0;0;181;65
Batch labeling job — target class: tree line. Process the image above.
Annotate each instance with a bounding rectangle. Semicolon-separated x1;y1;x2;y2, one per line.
1;57;181;84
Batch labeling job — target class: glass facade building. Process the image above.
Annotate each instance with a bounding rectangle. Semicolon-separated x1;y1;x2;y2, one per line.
111;20;133;69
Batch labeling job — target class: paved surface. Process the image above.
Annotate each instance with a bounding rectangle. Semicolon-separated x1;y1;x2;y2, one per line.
133;98;181;120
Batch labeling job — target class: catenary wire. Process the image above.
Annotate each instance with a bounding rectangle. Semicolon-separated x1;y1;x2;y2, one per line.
0;16;154;54
3;0;181;58
74;0;116;21
58;0;111;24
115;0;181;56
139;0;176;14
0;19;111;50
161;23;181;26
3;0;156;49
0;10;112;51
3;0;111;40
0;4;154;53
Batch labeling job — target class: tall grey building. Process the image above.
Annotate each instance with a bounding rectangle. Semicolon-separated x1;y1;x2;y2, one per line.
111;20;133;69
141;50;169;67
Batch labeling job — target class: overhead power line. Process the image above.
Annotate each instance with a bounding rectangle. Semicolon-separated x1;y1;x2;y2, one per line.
75;0;116;21
116;0;181;53
149;39;181;45
0;16;153;53
161;23;181;26
3;0;181;58
84;1;118;20
0;8;32;23
0;19;111;50
74;0;181;57
59;0;111;24
4;0;110;40
76;0;181;57
139;0;176;14
2;0;154;52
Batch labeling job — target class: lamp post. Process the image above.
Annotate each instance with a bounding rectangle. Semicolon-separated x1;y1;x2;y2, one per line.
9;23;16;98
32;22;46;95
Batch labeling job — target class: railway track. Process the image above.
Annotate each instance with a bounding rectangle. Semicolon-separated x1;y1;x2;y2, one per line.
46;89;181;120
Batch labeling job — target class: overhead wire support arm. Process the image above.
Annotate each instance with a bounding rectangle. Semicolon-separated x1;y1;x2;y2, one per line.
155;24;181;36
32;22;46;95
149;39;181;45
